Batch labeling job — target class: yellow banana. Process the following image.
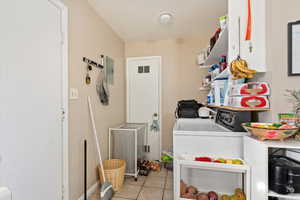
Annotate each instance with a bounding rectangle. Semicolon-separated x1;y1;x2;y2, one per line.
235;59;256;74
230;60;238;74
230;57;257;80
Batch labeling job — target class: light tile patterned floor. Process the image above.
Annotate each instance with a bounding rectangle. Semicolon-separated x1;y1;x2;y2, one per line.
89;168;173;200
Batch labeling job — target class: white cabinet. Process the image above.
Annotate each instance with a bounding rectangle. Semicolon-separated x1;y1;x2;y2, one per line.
244;136;300;200
228;0;242;64
244;136;269;200
228;0;266;72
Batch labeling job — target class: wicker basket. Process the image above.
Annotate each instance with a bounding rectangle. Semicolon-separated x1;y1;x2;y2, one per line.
242;123;299;141
98;159;126;191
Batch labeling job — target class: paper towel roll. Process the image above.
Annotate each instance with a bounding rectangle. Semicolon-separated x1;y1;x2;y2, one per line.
0;187;11;200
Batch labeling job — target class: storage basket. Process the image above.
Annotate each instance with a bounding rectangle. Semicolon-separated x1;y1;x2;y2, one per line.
98;159;126;191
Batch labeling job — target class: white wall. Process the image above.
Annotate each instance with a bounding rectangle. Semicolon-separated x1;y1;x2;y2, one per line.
257;0;300;122
62;0;126;199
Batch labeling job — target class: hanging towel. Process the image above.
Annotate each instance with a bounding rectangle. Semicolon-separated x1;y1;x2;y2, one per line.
150;120;160;132
96;70;109;105
150;114;160;132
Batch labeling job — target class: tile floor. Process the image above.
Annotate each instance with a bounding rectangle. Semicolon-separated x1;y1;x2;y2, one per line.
89;168;173;200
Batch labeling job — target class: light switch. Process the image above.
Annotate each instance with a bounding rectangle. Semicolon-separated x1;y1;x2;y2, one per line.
70;88;79;100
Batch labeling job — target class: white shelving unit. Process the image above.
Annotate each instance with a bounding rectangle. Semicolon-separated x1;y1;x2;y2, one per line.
174;154;250;200
203;26;228;66
244;136;300;200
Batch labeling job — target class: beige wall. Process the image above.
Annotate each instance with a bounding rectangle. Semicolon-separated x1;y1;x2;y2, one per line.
125;37;209;151
62;0;126;199
257;0;300;122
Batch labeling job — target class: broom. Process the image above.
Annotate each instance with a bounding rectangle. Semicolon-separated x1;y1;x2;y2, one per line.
88;96;114;200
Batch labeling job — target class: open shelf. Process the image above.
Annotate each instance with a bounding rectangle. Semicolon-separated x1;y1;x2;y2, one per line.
199;65;210;69
212;67;230;81
268;190;300;199
199;87;210;91
176;155;249;173
203;26;228;66
207;104;270;112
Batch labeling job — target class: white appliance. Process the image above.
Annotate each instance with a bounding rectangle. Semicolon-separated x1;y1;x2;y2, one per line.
173;118;249;199
173;118;246;159
0;188;11;200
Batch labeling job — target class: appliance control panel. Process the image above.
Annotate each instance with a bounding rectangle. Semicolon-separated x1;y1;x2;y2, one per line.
215;109;252;132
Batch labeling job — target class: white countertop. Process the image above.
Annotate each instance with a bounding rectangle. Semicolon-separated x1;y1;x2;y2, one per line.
173;118;248;137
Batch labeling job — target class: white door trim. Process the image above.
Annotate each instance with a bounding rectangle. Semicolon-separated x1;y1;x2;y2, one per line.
126;56;162;159
48;0;69;199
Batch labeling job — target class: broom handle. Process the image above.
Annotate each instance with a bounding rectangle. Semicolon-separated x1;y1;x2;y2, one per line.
88;96;106;182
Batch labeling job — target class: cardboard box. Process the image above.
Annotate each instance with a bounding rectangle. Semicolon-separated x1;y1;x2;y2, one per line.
228;96;270;109
229;82;270;96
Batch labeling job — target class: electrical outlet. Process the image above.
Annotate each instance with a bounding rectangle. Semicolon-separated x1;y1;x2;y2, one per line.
70;88;79;100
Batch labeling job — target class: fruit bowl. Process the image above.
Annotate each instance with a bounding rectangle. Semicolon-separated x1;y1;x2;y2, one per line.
242;123;299;141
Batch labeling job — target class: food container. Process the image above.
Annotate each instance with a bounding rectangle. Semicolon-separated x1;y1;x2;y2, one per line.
197;50;207;65
228;96;270;109
211;78;228;106
228;82;270;96
278;113;299;125
242;123;299;141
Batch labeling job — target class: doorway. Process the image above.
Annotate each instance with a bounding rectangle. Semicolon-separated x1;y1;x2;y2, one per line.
0;0;68;199
126;56;162;161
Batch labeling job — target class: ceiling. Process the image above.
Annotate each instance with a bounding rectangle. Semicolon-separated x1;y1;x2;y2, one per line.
88;0;228;42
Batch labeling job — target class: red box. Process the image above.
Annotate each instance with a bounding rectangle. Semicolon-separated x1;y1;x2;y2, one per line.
228;96;270;109
229;82;271;96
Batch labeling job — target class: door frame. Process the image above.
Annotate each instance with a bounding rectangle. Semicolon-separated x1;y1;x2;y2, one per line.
48;0;69;199
126;56;162;160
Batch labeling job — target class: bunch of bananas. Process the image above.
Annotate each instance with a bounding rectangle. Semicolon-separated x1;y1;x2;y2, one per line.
230;58;256;80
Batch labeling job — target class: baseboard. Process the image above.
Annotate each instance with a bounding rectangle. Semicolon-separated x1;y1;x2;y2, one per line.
78;181;100;200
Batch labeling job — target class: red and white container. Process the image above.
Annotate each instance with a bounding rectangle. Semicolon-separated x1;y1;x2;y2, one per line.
229;82;270;96
228;96;270;109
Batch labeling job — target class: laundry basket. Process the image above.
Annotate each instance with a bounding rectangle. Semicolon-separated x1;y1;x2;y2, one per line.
98;159;126;191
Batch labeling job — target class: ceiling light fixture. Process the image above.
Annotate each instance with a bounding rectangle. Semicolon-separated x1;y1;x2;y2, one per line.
159;13;173;25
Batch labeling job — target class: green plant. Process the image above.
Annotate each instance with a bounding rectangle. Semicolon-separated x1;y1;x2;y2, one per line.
286;89;300;113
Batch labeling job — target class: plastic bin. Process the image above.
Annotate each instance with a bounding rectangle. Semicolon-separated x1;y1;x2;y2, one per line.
99;159;126;191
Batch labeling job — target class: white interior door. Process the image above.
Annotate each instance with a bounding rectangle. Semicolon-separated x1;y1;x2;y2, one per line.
127;57;161;161
0;0;67;199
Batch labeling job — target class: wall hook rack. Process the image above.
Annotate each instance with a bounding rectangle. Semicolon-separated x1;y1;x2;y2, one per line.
83;57;103;69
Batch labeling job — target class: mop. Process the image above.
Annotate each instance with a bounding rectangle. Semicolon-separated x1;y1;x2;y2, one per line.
88;96;114;200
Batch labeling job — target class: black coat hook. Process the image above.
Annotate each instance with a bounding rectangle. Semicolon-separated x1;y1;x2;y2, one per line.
83;57;103;69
